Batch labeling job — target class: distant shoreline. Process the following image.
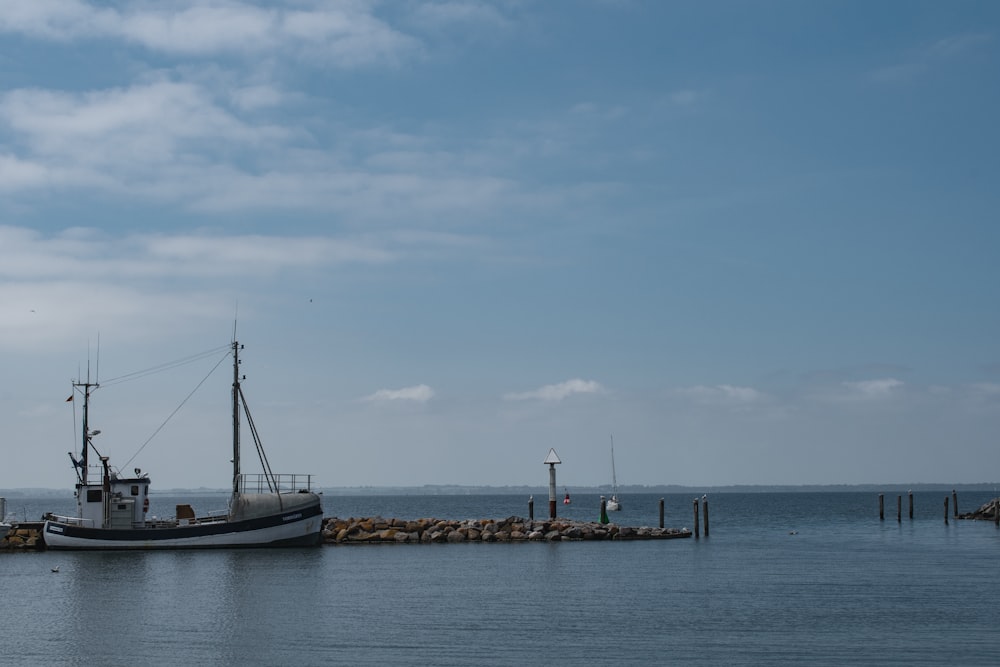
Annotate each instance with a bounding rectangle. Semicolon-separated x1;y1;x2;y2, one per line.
3;482;999;497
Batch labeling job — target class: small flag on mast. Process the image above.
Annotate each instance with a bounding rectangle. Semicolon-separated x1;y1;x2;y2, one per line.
65;394;74;402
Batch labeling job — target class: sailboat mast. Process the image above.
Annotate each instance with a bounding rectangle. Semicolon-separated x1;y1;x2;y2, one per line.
232;340;241;496
610;435;618;493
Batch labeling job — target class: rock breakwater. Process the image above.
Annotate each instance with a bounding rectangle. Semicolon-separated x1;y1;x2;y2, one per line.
0;523;43;551
958;498;1000;521
322;516;691;544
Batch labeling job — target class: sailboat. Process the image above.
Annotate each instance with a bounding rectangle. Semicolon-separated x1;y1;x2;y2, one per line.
42;339;324;550
0;497;10;542
606;435;621;511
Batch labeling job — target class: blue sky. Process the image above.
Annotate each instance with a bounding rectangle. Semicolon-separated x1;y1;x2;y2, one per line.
1;1;998;491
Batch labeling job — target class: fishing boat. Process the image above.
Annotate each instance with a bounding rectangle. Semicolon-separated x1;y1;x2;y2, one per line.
42;339;324;550
607;436;621;511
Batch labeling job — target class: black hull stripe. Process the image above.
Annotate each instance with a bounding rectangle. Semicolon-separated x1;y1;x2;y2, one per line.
46;502;323;543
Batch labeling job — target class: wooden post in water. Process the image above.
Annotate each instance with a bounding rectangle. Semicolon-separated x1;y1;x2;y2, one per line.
879;493;884;520
659;498;665;529
693;498;700;538
908;491;913;520
702;496;710;537
944;496;949;524
952;489;958;518
897;495;902;523
528;495;534;521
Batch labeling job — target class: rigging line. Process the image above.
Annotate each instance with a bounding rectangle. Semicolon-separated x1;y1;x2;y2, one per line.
100;345;231;388
239;386;276;493
121;348;232;470
69;383;79;456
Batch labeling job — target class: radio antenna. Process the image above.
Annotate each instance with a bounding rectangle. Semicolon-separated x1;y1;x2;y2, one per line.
232;300;239;341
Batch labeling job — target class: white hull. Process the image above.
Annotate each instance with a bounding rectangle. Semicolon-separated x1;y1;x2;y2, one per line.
44;492;324;550
44;513;322;550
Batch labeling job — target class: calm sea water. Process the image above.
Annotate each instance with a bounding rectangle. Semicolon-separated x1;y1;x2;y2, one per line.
3;491;999;666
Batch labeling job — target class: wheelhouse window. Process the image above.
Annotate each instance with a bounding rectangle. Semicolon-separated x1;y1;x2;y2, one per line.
87;489;102;503
131;485;139;496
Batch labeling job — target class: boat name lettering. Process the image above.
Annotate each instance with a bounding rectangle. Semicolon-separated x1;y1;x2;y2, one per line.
49;525;64;533
282;513;302;522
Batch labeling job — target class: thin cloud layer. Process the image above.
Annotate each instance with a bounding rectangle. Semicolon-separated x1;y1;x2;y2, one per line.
676;384;766;404
0;226;393;281
0;224;448;352
363;385;436;403
842;378;904;398
504;379;604;402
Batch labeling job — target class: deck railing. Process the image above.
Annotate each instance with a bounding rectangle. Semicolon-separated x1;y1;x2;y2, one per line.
45;514;96;528
236;473;314;495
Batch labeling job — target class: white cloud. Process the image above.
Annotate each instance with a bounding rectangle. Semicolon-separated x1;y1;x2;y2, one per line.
842;378;904;398
0;77;518;219
228;84;287;111
0;81;282;167
0;0;420;67
363;384;436;403
0;154;60;190
0;0;113;40
503;379;604;402
676;384;765;403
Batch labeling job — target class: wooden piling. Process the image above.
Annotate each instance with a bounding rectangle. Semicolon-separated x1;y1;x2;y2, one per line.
879;493;884;520
908;491;913;520
952;489;958;518
693;498;700;538
897;495;902;523
528;495;534;521
702;497;710;537
659;498;665;529
944;496;949;524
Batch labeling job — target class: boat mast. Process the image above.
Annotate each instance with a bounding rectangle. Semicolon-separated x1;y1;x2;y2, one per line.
610;435;618;496
232;340;241;497
77;374;98;485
